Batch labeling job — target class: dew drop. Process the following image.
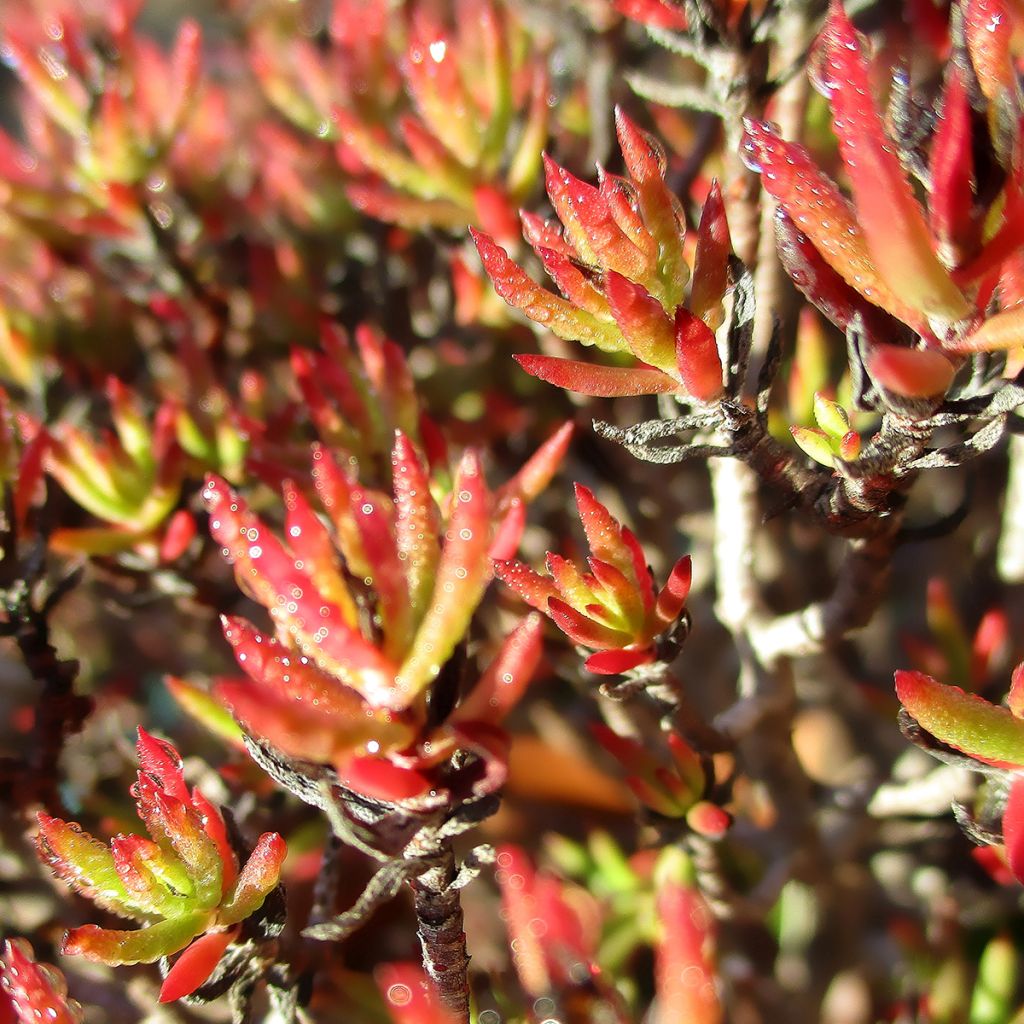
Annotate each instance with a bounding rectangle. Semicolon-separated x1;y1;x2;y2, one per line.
387;983;412;1006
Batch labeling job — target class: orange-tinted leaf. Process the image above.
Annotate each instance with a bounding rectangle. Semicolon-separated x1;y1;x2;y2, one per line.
218;833;286;927
158;928;236;1003
493;557;560;610
655;882;721;1024
513;354;679;396
614;108;689;306
811;3;969;323
742;118;926;333
472;230;622;349
574;484;649;594
675;308;722;401
498;420;574;505
392;432;442;622
394;450;492;703
456;614;544;723
690;180;731;329
63;914;210;967
953;305;1024;352
605;271;675;368
867;344;956;397
1;939;82;1024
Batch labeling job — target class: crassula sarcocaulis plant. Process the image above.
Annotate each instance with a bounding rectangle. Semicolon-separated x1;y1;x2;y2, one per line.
7;1;1024;1022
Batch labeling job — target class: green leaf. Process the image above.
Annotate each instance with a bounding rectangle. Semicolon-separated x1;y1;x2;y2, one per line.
895;670;1024;767
63;912;211;966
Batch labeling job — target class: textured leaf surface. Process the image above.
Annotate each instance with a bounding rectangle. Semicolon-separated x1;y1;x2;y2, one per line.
513;354;678;396
896;670;1024;766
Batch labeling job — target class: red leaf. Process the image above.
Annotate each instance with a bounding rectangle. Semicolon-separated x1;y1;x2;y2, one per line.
392;431;441;620
1003;777;1024;884
489;498;526;561
584;647;654;674
574;484;649;596
0;939;81;1024
929;68;975;266
773;209;900;342
965;0;1019;100
544;156;649;282
548;597;632;649
656;555;692;625
394;450;493;703
513;353;678;396
605;271;675;368
472;230;620;348
690;179;731;327
456;614;545;723
498;421;573;506
1008;661;1024;718
493;558;560;610
614;108;689;305
340;756;432;802
158;929;236;1003
674;308;722;402
811;2;969;325
866;344;956;398
219;833;287;927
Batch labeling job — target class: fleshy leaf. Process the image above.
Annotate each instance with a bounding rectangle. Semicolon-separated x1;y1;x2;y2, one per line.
1;940;82;1024
655;556;692;625
585;647;654;674
513;354;679;396
690;180;731;329
455;614;544;723
605;271;675;369
674;308;722;401
895;670;1024;767
63;913;211;966
218;833;286;928
866;344;956;398
394;450;493;703
204;476;397;706
929;68;975;265
811;3;969;324
548;597;633;649
614;108;689;306
340;756;433;802
742;119;926;332
158;928;236;1003
472;230;623;350
952;305;1024;353
392;432;442;622
1003;777;1024;884
493;557;561;610
35;815;140;919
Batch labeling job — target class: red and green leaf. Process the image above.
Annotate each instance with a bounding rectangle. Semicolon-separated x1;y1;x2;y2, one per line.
811;3;969;324
513;354;679;397
895;670;1024;767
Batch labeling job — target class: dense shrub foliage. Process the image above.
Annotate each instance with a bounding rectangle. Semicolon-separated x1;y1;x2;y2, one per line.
3;0;1024;1021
